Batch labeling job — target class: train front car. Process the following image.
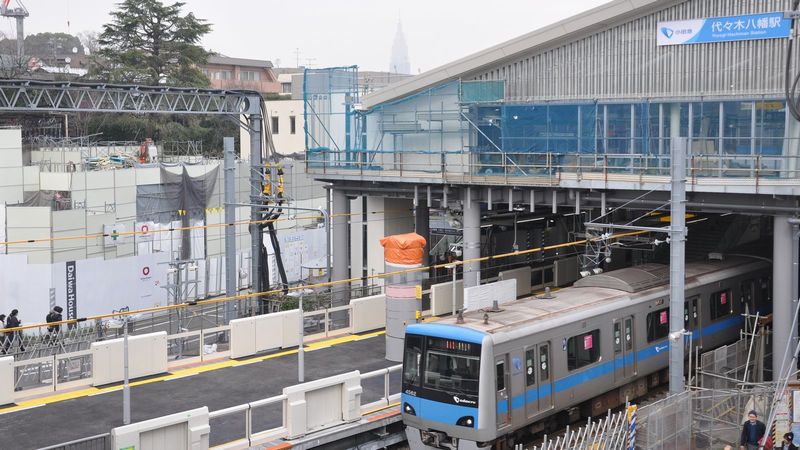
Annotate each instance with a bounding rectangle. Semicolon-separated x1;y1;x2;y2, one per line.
402;323;495;450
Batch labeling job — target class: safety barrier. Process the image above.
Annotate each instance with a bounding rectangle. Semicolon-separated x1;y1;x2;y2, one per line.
208;364;402;449
430;279;463;316
350;294;386;333
3;291;398;407
229;309;300;359
0;356;13;406
92;331;168;386
111;407;210;450
499;267;533;298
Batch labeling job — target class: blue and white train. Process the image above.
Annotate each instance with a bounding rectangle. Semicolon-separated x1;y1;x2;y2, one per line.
401;256;771;449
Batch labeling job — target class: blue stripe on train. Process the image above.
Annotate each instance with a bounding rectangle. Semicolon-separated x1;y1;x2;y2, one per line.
496;316;743;416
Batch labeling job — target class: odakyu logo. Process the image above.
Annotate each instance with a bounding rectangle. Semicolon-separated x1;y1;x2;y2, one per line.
453;396;476;406
661;27;675;39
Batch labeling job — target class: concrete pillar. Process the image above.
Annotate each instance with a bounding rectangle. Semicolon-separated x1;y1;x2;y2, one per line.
773;215;796;380
415;199;430;267
462;191;481;289
332;189;350;306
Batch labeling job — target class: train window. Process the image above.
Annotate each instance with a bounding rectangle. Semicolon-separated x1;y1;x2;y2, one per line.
710;289;733;320
646;308;670;342
613;323;622;353
567;329;600;371
403;334;423;387
759;277;771;305
525;349;536;386
496;360;505;391
539;345;550;381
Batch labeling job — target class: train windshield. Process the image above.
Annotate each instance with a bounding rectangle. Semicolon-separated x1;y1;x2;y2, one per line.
422;337;481;396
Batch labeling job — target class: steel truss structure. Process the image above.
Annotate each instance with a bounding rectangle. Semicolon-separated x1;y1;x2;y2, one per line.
0;80;254;114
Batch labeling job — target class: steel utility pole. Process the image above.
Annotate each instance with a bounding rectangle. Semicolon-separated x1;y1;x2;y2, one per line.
223;137;237;323
668;137;687;394
248;99;264;313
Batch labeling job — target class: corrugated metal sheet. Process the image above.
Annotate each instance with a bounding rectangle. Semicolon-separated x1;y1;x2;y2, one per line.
470;0;797;101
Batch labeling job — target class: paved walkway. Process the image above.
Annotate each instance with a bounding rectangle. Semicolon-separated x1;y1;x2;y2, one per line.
0;332;395;449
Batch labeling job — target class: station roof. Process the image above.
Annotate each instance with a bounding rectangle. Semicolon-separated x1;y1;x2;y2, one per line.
362;0;680;108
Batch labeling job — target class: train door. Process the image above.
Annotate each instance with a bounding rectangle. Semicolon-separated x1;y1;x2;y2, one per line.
685;296;700;350
740;280;755;316
623;317;635;378
537;343;553;412
614;316;635;381
524;343;553;419
496;356;510;428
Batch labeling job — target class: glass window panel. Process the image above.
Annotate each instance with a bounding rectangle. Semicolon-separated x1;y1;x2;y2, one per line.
580;105;598;153
756;101;786;156
605;104;632;153
723;101;753;155
692;102;721;156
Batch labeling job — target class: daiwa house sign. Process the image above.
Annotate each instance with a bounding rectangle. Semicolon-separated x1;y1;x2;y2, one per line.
657;12;792;46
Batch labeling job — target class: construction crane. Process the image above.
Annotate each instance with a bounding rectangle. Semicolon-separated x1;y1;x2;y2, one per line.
1;0;28;59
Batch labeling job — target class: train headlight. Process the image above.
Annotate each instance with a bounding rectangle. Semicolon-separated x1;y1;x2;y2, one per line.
404;403;416;415
457;416;475;428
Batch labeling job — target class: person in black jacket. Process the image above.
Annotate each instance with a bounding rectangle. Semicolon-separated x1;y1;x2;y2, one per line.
780;432;799;450
46;306;63;344
3;309;24;353
740;410;767;450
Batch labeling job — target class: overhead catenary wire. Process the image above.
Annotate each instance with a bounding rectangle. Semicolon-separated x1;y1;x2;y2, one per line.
4;229;649;333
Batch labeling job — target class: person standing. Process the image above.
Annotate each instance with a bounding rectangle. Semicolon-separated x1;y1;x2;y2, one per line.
0;314;5;354
46;306;63;344
4;309;24;353
740;410;767;450
780;432;798;450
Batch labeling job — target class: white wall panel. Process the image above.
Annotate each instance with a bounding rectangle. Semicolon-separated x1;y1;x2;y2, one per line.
350;294;386;333
91;331;168;386
40;172;71;191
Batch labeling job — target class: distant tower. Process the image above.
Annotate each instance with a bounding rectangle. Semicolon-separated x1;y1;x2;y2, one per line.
390;20;411;75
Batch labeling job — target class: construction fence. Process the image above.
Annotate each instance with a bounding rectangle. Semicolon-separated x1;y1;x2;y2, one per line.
529;387;774;450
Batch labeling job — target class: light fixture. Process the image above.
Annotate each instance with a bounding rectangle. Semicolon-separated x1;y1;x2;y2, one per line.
592;267;604;275
580;270;591;278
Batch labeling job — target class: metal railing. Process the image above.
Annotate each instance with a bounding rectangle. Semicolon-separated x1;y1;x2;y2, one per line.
307;145;800;185
525;409;629;450
37;433;111;450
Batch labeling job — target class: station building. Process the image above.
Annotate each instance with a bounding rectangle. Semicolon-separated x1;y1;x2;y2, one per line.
304;0;800;378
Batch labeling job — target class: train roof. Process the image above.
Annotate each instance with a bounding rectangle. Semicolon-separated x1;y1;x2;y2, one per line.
425;256;769;342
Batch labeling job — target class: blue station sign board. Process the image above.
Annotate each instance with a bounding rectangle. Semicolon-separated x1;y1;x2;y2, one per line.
657;12;792;46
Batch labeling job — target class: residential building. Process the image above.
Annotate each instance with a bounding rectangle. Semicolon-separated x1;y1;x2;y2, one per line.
199;55;280;93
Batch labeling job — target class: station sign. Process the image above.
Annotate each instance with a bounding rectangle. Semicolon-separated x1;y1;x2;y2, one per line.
657;12;791;46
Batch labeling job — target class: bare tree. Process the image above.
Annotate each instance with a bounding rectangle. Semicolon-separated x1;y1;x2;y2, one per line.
77;31;99;56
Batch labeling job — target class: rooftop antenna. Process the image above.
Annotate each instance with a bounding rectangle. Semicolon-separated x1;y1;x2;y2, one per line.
1;0;29;59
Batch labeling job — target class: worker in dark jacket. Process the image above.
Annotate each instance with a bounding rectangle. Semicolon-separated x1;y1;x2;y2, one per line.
740;410;767;450
3;309;24;353
780;432;798;450
46;306;63;343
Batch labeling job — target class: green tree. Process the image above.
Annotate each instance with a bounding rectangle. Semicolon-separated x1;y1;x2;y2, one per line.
96;0;211;87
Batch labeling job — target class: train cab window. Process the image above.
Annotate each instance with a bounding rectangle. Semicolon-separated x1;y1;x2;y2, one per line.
422;338;481;396
710;289;733;320
525;349;536;386
403;334;423;386
646;308;670;342
759;277;772;305
567;329;600;371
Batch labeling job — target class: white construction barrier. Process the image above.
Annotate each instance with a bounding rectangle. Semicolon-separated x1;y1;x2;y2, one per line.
350;294;386;333
499;266;532;298
112;406;210;450
229;309;300;359
430;279;463;316
0;356;13;406
92;331;168;386
284;370;362;439
464;279;516;311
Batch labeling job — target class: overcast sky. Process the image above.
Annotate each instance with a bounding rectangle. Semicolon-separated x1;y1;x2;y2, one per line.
7;0;611;72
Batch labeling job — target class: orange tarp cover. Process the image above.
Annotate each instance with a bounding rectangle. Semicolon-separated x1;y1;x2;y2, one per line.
380;232;427;265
